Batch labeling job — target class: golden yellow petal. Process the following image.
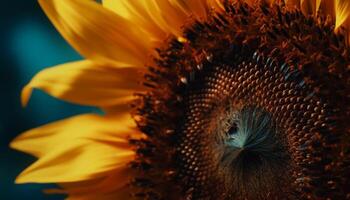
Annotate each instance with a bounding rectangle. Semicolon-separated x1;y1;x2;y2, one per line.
206;0;225;11
335;0;350;30
102;0;167;41
146;0;225;36
316;0;322;13
346;19;350;46
102;0;130;18
46;168;133;200
285;0;301;10
141;0;188;37
169;0;225;19
11;113;140;183
102;0;226;42
21;60;144;107
301;0;321;15
39;0;152;67
318;0;336;20
169;0;209;20
103;0;220;38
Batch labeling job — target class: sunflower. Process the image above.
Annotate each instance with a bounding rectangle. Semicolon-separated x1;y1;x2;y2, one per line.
11;0;350;199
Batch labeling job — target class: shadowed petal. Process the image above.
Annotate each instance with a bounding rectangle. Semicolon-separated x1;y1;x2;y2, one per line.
301;0;321;15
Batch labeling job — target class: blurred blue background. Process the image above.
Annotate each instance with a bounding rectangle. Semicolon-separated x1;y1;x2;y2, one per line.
0;1;97;199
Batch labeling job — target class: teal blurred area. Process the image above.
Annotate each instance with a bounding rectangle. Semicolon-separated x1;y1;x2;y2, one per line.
0;1;98;199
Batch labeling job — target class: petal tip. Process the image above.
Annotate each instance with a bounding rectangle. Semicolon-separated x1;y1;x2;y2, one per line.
14;171;31;184
14;176;26;184
21;85;32;107
9;135;23;152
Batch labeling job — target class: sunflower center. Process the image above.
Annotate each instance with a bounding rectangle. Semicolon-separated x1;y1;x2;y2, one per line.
132;1;349;199
222;107;280;164
218;106;290;198
175;55;297;199
225;107;274;150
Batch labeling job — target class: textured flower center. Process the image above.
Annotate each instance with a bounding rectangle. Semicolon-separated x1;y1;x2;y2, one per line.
221;107;290;198
223;107;280;165
177;56;299;199
224;107;274;150
131;2;350;200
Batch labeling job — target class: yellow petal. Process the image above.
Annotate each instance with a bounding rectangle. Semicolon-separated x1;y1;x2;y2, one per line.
146;0;188;37
206;0;225;11
316;0;322;13
169;0;209;20
138;0;224;36
168;0;226;23
335;0;350;30
103;0;219;38
102;0;186;37
102;0;167;41
46;168;133;200
286;0;301;10
21;60;144;107
301;0;321;15
11;113;140;183
318;0;336;20
346;19;350;46
39;0;152;67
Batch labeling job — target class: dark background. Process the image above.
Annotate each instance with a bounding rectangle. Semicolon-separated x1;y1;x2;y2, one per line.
1;1;97;199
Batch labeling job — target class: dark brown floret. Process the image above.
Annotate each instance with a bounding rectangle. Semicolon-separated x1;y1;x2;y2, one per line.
129;1;350;200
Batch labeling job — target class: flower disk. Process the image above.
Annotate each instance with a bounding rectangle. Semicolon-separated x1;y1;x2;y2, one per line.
132;1;350;200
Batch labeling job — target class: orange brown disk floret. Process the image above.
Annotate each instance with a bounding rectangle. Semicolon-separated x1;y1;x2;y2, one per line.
132;1;350;199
